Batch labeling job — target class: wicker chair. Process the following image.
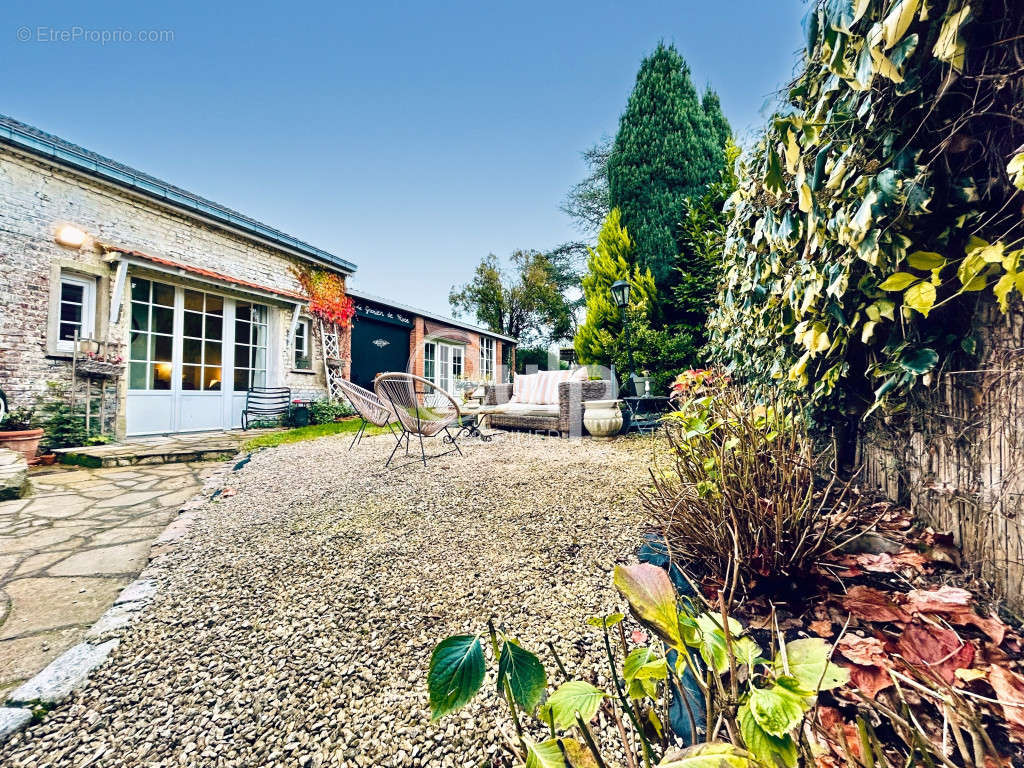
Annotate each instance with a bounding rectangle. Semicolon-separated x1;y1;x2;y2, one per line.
373;373;463;468
484;379;612;436
335;377;398;449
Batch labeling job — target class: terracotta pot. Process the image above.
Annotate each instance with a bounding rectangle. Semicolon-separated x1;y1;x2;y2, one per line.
0;428;44;464
38;454;58;466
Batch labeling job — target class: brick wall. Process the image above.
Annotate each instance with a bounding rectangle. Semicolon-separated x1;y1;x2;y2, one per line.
0;148;340;436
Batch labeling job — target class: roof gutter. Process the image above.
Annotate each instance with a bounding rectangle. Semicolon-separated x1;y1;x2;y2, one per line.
0;121;357;275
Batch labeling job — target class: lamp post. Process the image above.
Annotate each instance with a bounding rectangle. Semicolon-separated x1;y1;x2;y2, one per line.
609;279;635;389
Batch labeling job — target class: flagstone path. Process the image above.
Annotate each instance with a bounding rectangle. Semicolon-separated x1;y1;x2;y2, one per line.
0;462;217;700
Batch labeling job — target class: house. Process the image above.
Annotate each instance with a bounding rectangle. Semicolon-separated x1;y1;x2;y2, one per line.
0;115;513;438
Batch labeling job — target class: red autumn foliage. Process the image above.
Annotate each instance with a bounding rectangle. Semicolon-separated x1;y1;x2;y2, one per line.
897;623;976;684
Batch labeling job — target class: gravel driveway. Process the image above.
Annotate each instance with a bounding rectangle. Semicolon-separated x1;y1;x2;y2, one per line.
0;432;657;768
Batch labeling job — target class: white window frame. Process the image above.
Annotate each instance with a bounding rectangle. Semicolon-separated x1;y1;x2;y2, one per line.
479;337;495;381
293;317;311;368
56;273;97;354
424;340;465;395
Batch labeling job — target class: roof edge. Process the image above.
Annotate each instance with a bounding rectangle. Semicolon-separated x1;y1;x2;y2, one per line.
347;287;517;343
0;116;357;274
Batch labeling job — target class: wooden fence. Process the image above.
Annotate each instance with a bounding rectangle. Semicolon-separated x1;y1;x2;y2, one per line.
858;299;1024;609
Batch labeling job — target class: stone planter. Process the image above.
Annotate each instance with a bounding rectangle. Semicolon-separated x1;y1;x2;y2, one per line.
583;400;623;440
0;428;43;464
0;448;28;500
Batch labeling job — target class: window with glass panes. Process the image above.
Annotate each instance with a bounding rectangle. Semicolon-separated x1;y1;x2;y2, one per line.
182;289;224;390
294;318;310;367
423;342;436;382
58;275;95;345
129;278;175;390
234;301;268;390
480;337;495;379
452;346;463;380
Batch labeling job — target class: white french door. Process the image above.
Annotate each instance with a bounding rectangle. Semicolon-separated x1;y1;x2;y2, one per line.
423;341;464;396
125;277;271;435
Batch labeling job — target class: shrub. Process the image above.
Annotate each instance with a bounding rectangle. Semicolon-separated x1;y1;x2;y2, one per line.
428;563;847;768
645;386;861;596
308;398;353;424
37;383;110;449
0;406;38;431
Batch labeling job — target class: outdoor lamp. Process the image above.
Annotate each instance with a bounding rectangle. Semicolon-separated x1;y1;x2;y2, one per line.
610;280;636;393
55;224;87;248
610;279;631;309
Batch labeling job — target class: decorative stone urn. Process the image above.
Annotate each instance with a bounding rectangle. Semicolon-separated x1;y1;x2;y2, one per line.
583;399;623;440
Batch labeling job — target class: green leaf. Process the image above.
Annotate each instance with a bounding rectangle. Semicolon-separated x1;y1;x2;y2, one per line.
498;640;547;713
526;739;570;768
904;280;936;316
739;705;799;768
777;638;849;692
881;0;920;48
899;347;938;374
907;251;945;270
613;564;681;648
1009;152;1024;191
623;646;668;693
586;613;624;629
933;3;971;72
694;613;745;674
747;682;809;737
428;635;485;721
732;636;764;668
657;742;757;767
824;0;869;32
538;681;607;731
878;272;918;291
526;739;598;768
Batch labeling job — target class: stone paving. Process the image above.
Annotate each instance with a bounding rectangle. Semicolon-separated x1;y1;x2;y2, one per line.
0;462;218;700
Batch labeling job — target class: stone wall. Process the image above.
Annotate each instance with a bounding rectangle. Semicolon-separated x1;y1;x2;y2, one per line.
858;296;1024;608
0;148;339;436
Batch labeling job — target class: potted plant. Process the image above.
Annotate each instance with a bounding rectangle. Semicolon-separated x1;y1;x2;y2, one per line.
0;405;44;464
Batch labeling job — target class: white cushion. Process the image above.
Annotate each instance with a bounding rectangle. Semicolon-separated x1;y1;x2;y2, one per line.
492;402;558;417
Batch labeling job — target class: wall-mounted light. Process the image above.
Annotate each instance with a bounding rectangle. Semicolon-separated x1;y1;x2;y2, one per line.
55;224;87;248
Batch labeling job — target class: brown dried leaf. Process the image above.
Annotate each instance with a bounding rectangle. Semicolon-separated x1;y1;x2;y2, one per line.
837;635;888;666
845;663;894;699
986;665;1024;734
841;586;912;623
809;619;834;637
896;623;975;684
836;550;928;573
903;586;1007;644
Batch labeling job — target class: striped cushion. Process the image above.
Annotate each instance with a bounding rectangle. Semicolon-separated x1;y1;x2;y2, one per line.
510;373;539;403
528;370;574;405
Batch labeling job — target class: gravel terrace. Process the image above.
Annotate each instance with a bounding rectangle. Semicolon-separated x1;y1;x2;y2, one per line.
0;431;661;768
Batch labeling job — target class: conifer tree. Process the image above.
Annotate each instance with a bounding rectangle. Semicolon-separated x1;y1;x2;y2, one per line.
607;43;728;288
701;87;732;150
574;208;656;365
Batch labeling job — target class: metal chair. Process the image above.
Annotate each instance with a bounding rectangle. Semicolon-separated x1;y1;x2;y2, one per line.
335;377;399;449
373;373;463;468
241;387;291;430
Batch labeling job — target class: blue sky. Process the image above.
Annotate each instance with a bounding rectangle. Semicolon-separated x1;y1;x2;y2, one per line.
4;0;805;318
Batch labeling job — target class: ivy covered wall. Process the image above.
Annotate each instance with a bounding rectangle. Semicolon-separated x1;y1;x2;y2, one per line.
709;0;1023;461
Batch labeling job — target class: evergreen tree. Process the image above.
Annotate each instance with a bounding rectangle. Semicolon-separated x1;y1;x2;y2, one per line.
607;43;728;289
574;209;656;365
701;88;732;150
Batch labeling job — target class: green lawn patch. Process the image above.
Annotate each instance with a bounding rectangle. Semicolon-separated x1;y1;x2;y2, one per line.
242;420;385;451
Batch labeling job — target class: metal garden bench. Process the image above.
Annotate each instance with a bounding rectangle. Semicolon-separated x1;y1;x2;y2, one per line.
241;387;291;430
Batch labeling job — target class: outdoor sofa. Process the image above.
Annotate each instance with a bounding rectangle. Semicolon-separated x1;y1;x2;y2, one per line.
484;370;612;437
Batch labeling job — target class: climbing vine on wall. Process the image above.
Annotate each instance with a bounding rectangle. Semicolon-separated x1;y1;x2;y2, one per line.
291;265;356;327
709;0;1024;427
